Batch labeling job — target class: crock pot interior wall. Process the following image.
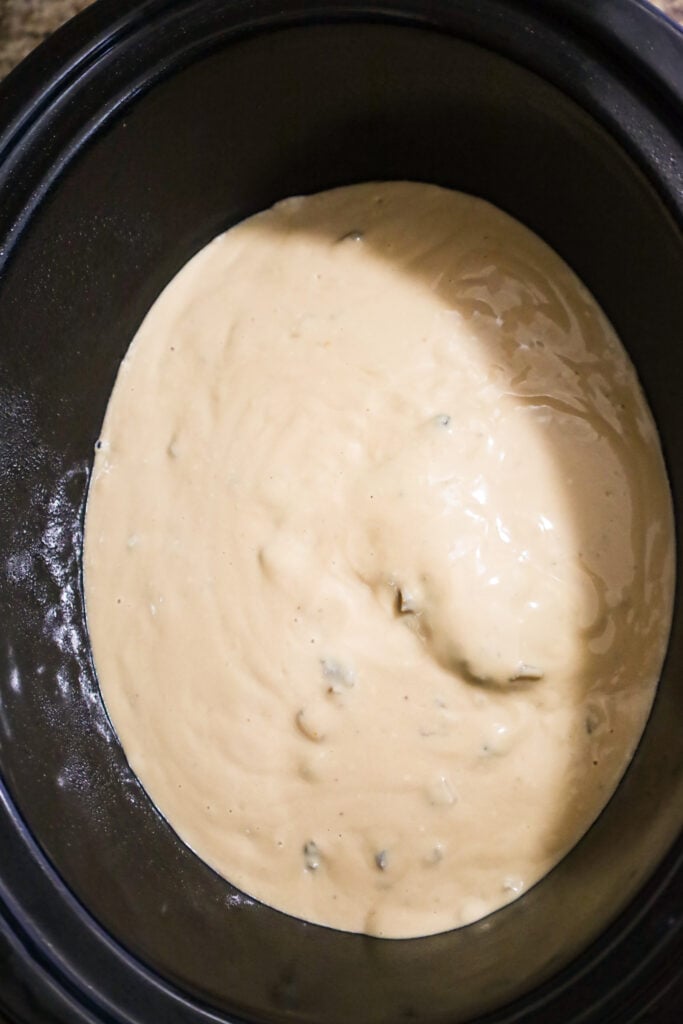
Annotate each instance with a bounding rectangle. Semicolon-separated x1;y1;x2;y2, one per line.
1;18;682;1024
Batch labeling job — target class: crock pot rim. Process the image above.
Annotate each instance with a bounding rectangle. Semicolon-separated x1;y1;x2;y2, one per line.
0;0;682;217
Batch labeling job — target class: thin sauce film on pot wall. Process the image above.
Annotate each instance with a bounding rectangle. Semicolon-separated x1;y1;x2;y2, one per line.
84;182;674;938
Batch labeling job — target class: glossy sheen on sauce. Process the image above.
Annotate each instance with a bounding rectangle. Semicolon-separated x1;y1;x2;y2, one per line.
84;182;674;938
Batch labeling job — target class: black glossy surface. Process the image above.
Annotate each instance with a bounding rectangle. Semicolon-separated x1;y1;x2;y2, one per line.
0;2;682;1023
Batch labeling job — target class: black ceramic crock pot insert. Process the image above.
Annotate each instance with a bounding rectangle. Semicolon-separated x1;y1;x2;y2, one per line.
0;1;682;1022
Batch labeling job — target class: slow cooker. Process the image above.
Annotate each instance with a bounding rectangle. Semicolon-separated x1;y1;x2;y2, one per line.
0;1;681;1021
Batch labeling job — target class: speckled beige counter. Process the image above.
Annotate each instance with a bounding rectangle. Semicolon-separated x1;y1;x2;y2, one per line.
0;0;93;79
0;0;681;80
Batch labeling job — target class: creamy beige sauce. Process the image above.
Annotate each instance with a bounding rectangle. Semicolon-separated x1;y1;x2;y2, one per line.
84;182;674;938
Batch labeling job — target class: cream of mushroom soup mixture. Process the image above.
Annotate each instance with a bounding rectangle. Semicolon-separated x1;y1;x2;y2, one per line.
84;183;674;938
